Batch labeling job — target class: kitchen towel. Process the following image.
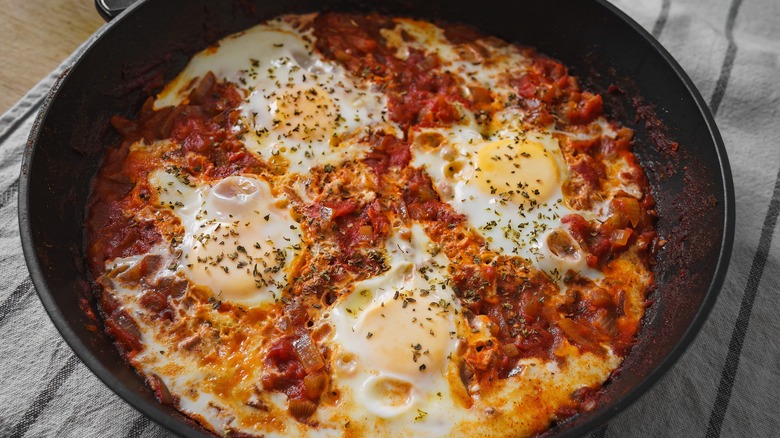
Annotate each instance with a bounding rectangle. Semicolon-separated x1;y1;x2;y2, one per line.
0;0;778;436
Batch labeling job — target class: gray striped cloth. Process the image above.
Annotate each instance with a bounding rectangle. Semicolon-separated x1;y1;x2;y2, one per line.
1;0;778;436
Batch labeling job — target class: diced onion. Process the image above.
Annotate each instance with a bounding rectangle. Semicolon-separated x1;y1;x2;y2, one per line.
618;197;641;227
303;372;328;399
611;229;633;247
293;334;325;373
288;399;318;418
501;343;520;358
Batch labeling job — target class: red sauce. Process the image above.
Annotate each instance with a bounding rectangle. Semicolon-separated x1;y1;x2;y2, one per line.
261;336;308;398
402;168;465;224
260;304;327;419
363;131;411;176
313;13;478;130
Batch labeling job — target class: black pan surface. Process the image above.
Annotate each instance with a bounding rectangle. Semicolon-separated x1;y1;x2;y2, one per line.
19;0;734;436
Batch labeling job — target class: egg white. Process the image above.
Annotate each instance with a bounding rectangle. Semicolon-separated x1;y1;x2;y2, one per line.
150;170;302;307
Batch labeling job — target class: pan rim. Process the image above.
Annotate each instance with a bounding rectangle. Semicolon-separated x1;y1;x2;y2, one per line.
18;0;735;436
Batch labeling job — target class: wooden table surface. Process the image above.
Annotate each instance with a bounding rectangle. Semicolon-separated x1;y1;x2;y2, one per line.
0;0;104;114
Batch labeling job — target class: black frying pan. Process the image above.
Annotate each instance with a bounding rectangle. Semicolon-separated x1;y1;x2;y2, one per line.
18;0;735;436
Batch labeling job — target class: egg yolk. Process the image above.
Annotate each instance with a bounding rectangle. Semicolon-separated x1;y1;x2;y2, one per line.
262;84;336;142
353;291;451;378
473;138;560;206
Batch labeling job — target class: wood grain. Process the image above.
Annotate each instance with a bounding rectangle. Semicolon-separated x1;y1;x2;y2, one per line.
0;0;104;114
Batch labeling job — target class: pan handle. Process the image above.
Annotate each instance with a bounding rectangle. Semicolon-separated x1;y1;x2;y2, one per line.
95;0;139;21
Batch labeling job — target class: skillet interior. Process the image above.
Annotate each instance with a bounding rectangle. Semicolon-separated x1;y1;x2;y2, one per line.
19;0;734;436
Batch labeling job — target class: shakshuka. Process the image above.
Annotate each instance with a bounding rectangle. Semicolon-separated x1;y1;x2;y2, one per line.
86;12;658;437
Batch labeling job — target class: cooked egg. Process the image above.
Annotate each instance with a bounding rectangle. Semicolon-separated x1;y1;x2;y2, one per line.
150;170;302;306
155;19;400;176
412;123;597;281
324;224;463;434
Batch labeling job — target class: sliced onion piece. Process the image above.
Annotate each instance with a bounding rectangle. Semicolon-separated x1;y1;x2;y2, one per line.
293;333;325;373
